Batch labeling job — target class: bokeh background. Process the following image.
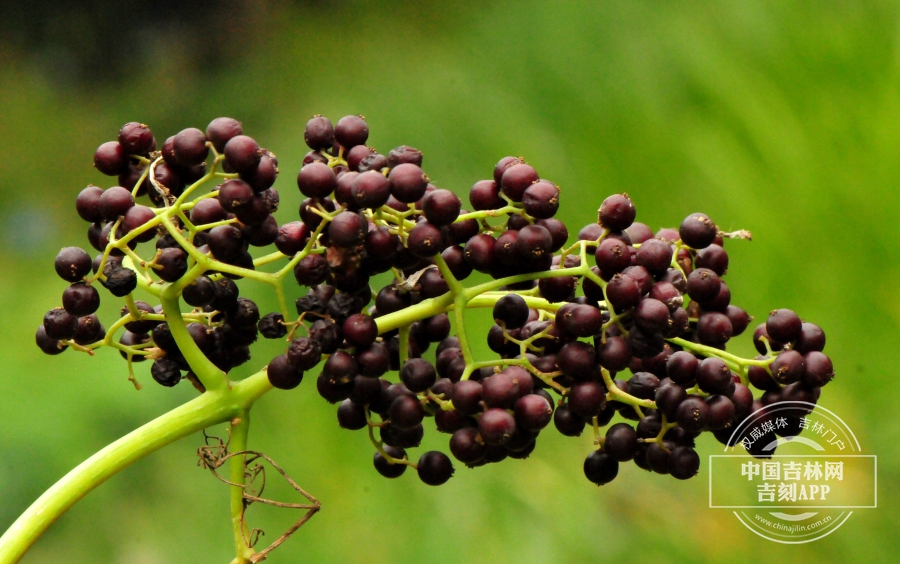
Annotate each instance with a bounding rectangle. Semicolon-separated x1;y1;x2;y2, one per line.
0;1;895;562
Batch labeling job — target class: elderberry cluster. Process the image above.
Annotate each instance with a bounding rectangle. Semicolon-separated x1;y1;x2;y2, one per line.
37;114;835;490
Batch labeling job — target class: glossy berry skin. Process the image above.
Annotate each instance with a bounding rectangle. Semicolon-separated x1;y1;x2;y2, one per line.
351;170;391;209
594;238;631;275
635;238;673;276
556;341;597;379
356;343;391;378
695;244;728;275
599;194;636;231
554;405;586;436
451;379;483;415
522;180;560;219
62;283;100;316
766;309;803;343
686;268;721;304
555;304;604;337
481;373;519;409
423;189;461;226
605;423;639;461
373;446;408;478
337;400;367;430
223;135;261;174
297;162;337;198
155;248;188;282
323;351;358;384
304;116;335;150
118;122;154;154
500;163;539;201
389;395;425;430
795;322;826;353
406;222;444;258
400;358;437;393
705;395;736;431
274;221;310;257
584;451;619;485
478;408;516;445
36;325;66;355
770;350;805;385
469;180;504;210
679;212;718;249
151;359;182;387
94;141;128;175
676;396;710;433
267;354;303;390
206;117;243;152
99;187;135;221
328;211;368;248
335;115;369;148
493;294;529;329
567;381;606;419
55;247;92;282
181;276;215;307
76;186;105;223
493;156;524;184
696;312;733;346
172;127;209;166
342;314;378;348
666;351;699;387
634;298;670;334
43;308;78;340
696;358;733;395
449;427;487;464
389;163;428;203
516;225;553;260
597;336;632;372
803;351;834;387
417;451;454;485
669;446;700;480
605;273;641;311
514;394;553;431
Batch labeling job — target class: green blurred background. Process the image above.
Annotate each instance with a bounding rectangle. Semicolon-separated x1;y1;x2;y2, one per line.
0;1;895;562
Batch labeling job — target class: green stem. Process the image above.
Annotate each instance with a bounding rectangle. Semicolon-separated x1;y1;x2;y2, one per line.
0;370;272;564
160;289;228;392
229;413;255;564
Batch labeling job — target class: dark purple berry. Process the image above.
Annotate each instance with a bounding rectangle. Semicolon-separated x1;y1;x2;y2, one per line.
304;116;335;150
478;408;516;445
223;135;261;174
584;451;618;485
335;115;369;148
679;213;718;249
766;309;803;343
93;141;128;175
599;194;636;231
417;451;454;485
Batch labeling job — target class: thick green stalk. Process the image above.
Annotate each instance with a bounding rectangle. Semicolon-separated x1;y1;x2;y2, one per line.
229;413;255;564
0;371;271;564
